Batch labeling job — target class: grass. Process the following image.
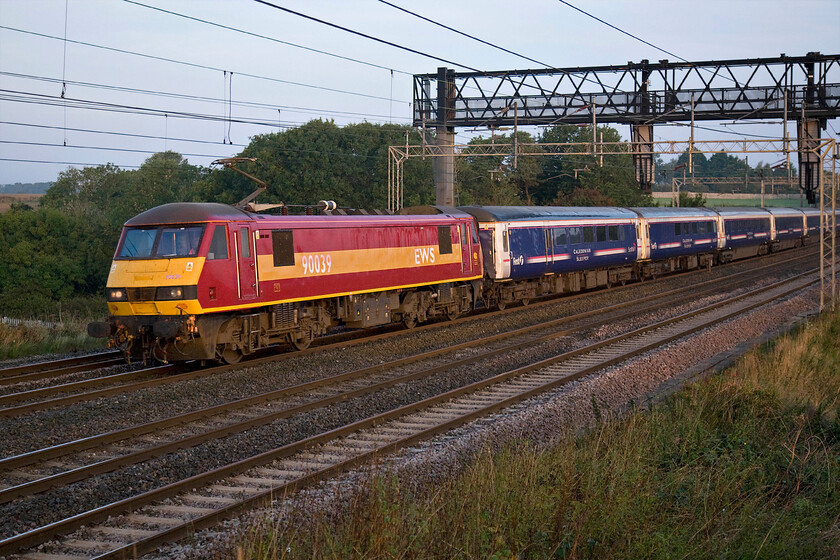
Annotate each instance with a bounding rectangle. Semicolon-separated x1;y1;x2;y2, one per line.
0;296;108;360
239;309;840;559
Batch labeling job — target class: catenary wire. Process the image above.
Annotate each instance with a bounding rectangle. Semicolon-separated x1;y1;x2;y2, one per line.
1;71;412;122
122;0;413;77
376;0;555;69
251;0;482;72
0;26;408;104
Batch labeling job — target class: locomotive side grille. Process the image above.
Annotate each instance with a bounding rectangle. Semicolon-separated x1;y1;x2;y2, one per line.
272;303;296;329
127;287;157;301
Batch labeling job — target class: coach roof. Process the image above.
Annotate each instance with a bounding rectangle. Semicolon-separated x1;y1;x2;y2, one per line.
459;206;638;222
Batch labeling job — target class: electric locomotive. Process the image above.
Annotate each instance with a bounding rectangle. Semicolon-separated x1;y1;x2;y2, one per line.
89;203;483;364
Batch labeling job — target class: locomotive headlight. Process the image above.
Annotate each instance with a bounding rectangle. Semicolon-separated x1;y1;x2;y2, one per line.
106;288;128;302
155;286;198;301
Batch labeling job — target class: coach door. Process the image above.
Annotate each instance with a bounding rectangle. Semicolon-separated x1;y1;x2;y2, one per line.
234;224;258;299
544;228;554;271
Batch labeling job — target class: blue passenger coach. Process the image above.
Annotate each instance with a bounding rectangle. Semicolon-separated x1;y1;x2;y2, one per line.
713;207;773;260
630;207;722;263
459;206;638;281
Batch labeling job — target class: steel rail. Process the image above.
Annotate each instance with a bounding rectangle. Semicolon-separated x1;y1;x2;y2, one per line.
0;350;123;379
0;357;127;386
0;270;819;557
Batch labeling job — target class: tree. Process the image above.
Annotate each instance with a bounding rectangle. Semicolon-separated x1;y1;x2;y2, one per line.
195;120;434;211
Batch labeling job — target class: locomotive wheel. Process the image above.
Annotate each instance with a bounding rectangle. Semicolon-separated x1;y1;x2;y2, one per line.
445;308;460;321
496;300;507;311
291;329;314;351
220;345;242;364
520;298;530;307
402;315;418;329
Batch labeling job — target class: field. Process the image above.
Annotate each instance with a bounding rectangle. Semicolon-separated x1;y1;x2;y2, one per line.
0;193;42;212
704;197;807;208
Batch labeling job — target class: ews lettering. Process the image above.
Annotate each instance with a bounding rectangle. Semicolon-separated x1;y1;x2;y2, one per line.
414;247;436;264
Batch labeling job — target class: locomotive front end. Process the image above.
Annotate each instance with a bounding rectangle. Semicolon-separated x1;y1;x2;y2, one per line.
87;203;249;364
88;221;207;363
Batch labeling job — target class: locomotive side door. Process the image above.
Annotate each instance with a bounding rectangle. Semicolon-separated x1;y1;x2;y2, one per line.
233;224;258;299
459;221;473;274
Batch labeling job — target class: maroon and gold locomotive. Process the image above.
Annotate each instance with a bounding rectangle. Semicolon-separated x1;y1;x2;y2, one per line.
89;203;483;363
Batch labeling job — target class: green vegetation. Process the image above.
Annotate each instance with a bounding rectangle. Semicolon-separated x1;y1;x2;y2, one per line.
241;310;840;559
0;296;107;359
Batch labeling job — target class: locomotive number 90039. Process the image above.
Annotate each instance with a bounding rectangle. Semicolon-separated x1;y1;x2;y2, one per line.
302;254;332;275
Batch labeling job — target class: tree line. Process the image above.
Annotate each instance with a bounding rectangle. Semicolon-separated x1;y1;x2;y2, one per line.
0;118;687;316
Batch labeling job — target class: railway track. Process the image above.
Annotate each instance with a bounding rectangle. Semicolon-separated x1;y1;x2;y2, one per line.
0;248;817;420
0;351;125;385
0;260;821;558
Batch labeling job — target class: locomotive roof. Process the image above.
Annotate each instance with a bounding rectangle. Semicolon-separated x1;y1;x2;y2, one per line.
458;206;637;222
628;207;720;219
125;203;253;226
125;202;472;228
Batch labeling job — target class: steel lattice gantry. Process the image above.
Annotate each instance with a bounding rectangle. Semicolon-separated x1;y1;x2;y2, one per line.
413;53;840;202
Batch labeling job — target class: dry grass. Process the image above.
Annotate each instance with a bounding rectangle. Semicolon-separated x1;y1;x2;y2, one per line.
237;309;840;560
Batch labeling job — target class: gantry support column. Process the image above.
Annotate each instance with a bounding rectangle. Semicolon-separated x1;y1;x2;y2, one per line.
631;124;655;194
798;118;822;205
433;67;456;207
798;56;827;206
631;63;654;193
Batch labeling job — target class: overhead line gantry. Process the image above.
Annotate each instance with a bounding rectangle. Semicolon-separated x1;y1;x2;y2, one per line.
412;52;840;205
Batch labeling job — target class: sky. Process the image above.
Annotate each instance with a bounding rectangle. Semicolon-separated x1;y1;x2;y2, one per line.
0;0;838;185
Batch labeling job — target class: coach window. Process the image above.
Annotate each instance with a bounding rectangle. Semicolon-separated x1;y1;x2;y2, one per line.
438;226;453;255
596;226;606;242
692;223;698;234
207;225;228;260
674;223;681;236
709;221;717;233
554;228;567;246
271;230;295;266
583;227;594;243
568;227;581;244
608;225;618;242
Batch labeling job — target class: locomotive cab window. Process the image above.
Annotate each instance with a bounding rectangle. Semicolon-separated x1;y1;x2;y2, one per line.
272;230;295;267
438;226;453;255
157;226;204;258
207;225;228;260
118;227;157;258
